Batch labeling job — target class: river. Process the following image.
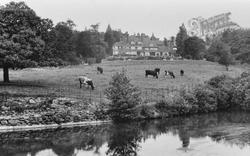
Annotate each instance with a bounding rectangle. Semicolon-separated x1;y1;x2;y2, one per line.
1;112;250;156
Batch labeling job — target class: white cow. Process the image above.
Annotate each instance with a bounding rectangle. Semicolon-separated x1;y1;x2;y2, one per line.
78;76;94;90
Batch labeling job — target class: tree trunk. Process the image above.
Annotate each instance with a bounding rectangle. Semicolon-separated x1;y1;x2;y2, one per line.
3;66;9;83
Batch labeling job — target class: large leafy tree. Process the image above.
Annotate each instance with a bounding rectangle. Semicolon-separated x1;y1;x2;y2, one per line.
176;24;188;57
75;30;107;63
220;29;250;64
0;2;47;82
206;39;235;70
184;36;205;59
49;20;78;64
206;40;226;62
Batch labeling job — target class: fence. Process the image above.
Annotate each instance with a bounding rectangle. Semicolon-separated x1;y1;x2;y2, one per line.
141;83;197;103
0;83;198;105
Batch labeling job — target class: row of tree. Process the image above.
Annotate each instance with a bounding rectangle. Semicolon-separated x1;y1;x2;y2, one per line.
175;24;249;70
0;2;121;82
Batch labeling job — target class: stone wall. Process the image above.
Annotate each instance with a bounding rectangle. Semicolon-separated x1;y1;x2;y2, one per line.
0;96;106;127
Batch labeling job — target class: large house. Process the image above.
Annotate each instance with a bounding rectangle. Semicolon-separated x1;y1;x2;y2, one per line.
113;34;174;57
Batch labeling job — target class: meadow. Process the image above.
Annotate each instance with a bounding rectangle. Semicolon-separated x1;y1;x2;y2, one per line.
0;60;247;102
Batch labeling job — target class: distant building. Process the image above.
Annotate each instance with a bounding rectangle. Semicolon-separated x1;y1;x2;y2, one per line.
186;12;240;39
113;34;173;57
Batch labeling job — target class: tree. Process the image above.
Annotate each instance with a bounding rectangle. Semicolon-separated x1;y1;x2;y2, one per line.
206;40;234;70
105;70;141;121
218;47;234;71
104;24;115;55
0;2;46;82
184;37;205;59
50;20;77;64
206;40;225;62
176;24;188;57
75;30;107;63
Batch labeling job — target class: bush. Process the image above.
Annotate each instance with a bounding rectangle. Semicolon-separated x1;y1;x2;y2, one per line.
155;92;198;116
105;70;142;121
232;72;250;110
193;85;217;113
206;75;235;110
179;89;199;114
139;104;158;119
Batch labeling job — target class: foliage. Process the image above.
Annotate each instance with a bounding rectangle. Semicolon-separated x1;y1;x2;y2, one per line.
104;25;122;55
0;2;47;82
104;25;115;55
106;123;142;156
139;104;158;119
105;70;141;121
74;30;107;63
206;75;235;110
184;36;206;59
209;29;250;64
176;24;188;57
193;85;217;113
218;49;234;70
206;39;235;70
231;72;250;110
48;20;76;63
206;40;226;62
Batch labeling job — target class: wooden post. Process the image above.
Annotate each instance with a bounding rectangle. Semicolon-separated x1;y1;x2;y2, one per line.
3;66;9;83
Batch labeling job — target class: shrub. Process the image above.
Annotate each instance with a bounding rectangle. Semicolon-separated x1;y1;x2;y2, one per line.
193;85;217;113
232;72;250;110
206;75;235;110
207;75;229;88
139;104;158;119
179;89;199;114
105;70;141;121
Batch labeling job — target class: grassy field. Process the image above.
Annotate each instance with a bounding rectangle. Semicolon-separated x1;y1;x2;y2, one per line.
0;60;248;102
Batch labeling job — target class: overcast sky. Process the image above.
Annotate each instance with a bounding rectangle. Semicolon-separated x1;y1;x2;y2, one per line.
1;0;250;39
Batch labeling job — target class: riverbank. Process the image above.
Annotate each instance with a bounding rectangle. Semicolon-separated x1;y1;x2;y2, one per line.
0;95;109;129
136;71;250;119
0;71;249;132
1;112;250;156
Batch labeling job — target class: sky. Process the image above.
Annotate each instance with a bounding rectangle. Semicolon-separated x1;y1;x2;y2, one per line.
1;0;250;39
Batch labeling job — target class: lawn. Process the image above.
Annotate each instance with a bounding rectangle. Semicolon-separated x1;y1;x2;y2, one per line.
0;60;247;102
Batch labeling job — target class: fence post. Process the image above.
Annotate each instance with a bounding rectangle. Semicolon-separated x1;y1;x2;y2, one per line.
89;89;92;104
162;88;164;101
157;89;159;102
99;91;102;105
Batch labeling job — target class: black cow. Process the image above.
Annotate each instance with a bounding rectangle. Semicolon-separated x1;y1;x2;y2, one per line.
180;70;184;76
155;68;160;75
78;76;95;90
145;70;158;79
97;66;103;74
165;70;175;79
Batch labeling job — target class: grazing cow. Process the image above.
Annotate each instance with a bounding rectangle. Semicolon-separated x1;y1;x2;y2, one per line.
180;70;184;76
97;66;103;74
145;70;158;78
78;76;95;90
155;68;160;75
165;70;175;79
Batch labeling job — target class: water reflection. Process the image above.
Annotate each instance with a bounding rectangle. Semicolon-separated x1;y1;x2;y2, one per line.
1;112;250;156
106;123;142;156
